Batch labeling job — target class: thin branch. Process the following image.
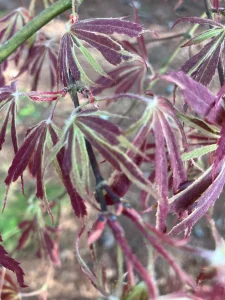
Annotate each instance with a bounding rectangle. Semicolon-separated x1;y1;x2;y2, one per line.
144;33;186;44
0;0;72;63
204;0;213;19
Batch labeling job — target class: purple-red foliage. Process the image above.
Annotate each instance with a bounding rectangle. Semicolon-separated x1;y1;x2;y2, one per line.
17;219;61;266
0;236;27;288
58;17;144;86
16;32;58;90
3;2;225;298
48;124;87;218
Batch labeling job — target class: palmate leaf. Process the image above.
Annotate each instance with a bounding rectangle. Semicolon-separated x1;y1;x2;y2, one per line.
106;103;154;205
48;124;87;218
92;26;148;96
63;124;91;197
16;32;58;90
0;8;30;43
0;8;31;66
168;122;225;224
162;71;225;125
58;18;144;86
151;99;187;231
47;105;158;204
103;94;186;225
17;219;61;266
172;17;225;86
92;59;147;96
169;162;225;236
169;165;214;214
0;236;27;288
4;121;48;211
75;110;157;196
0;82;23;170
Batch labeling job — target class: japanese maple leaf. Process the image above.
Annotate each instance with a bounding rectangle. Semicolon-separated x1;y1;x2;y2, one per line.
58;17;144;87
173;17;225;86
16;32;58;91
0;236;27;288
0;8;31;66
17;219;61;266
91;6;149;96
100;93;187;232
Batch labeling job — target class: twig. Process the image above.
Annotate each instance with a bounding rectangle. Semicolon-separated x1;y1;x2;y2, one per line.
145;32;186;44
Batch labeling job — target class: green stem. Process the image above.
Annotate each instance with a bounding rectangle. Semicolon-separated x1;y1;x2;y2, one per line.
0;0;72;63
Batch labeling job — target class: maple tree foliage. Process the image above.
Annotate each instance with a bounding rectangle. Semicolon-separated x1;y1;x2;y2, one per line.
0;236;26;288
2;0;225;299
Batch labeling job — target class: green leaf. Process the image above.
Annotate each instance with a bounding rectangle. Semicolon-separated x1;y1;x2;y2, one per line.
182;144;217;161
75;128;91;193
178;113;220;138
182;28;223;47
126;282;148;300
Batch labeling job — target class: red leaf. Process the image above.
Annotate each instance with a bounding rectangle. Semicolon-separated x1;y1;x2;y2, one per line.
28;90;67;102
0;105;11;150
169;163;225;236
16;33;58;90
88;215;107;245
49;125;87;218
78;115;123;145
158;111;187;192
5;122;47;186
153;113;168;199
162;71;225;125
0;239;27;288
73;29;130;65
17;225;33;250
43;231;61;266
34;127;47;199
172;17;223;29
213;120;225;177
58;33;80;86
108;218;158;298
73;18;143;37
181;35;223;86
